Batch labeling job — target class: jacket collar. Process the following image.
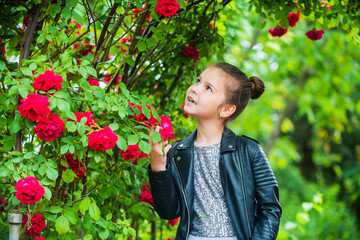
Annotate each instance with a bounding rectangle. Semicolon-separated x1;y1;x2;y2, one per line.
176;126;237;153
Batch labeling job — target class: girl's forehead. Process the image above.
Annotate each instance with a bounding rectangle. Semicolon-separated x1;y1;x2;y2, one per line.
201;67;228;86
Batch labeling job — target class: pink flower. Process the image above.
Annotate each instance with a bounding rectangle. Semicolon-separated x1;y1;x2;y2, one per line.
155;0;180;18
88;126;118;151
33;70;63;93
23;17;29;29
288;9;300;27
305;29;325;41
268;26;288;37
34;113;65;141
168;218;179;226
15;176;45;204
159;116;174;141
120;145;148;165
21;213;46;236
182;46;200;62
18;94;51;122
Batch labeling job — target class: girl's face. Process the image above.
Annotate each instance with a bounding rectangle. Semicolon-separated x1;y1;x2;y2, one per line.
184;67;228;120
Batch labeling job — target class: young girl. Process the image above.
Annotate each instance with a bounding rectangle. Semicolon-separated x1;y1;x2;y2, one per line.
148;62;282;240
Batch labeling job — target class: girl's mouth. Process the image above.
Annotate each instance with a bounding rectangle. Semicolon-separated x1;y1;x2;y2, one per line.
187;96;196;105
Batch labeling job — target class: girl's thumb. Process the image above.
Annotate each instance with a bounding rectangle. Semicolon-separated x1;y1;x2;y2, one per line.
164;144;172;154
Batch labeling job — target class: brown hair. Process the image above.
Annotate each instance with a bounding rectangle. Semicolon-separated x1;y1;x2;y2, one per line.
212;62;265;124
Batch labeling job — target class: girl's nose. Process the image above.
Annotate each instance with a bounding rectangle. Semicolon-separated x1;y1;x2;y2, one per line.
191;84;198;94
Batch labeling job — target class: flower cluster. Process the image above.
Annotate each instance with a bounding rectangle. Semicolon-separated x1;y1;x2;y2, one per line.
22;213;46;236
128;103;159;127
140;182;153;208
182;46;200;62
15;176;45;204
268;3;325;41
87;76;100;87
155;0;180;18
159;116;174;141
61;154;86;178
68;111;97;130
120;145;148;165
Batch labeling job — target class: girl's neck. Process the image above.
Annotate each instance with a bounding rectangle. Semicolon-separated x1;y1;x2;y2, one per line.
195;120;224;147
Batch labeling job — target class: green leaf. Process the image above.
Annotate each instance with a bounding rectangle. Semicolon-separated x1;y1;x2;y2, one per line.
0;61;6;71
77;122;86;135
66;0;77;7
66;121;76;132
99;228;109;239
60;144;69;154
63;168;76;183
48;206;63;214
54;90;69;99
72;10;84;26
116;136;127;151
137;41;146;51
79;197;91;215
8;85;19;96
82;135;88;147
46;167;59;181
151;131;161;143
98;186;111;199
89;201;100;221
80;66;88;78
62;8;71;20
57;99;71;112
93;88;104;98
128;135;138;145
55;216;69;234
109;123;119;131
9;114;22;134
38;165;48;176
86;66;97;77
83;234;93;240
64;208;79;224
18;85;29;98
125;58;135;67
139;140;151;154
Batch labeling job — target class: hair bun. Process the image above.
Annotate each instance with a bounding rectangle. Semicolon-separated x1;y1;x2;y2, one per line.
249;76;265;100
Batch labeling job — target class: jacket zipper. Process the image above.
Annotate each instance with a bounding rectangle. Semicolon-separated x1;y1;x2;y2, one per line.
172;157;190;240
235;152;252;238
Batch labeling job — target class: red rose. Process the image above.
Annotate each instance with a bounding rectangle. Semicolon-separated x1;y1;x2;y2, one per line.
21;213;46;236
74;41;95;56
168;218;179;226
120;145;148;165
182;46;200;62
34;113;65;141
88;126;118;151
305;29;325;41
155;0;180;18
140;182;153;207
268;26;288;37
15;176;45;204
159;116;174;141
128;103;159;127
33;70;63;93
19;94;51;122
61;154;85;178
0;196;9;212
34;237;45;240
288;9;300;27
87;77;100;87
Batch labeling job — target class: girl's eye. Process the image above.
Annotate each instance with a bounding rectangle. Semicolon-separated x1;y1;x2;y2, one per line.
207;86;212;92
196;79;200;84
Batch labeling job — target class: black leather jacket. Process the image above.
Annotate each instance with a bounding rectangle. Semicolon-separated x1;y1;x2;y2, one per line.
148;127;282;240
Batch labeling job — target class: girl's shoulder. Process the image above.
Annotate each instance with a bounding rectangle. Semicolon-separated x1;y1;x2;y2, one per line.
238;135;260;144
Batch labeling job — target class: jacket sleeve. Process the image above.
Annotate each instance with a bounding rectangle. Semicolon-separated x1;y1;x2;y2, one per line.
148;151;181;220
251;143;282;240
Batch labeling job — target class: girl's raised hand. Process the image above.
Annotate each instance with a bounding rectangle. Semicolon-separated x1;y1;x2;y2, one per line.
148;126;172;171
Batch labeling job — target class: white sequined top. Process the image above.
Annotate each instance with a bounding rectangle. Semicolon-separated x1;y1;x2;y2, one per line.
190;142;236;238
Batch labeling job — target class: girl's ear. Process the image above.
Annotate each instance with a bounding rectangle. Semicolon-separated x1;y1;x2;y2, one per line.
220;104;236;118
